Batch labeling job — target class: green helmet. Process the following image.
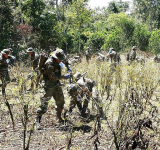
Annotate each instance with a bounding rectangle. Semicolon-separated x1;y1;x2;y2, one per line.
132;46;137;50
52;49;66;60
2;49;10;55
27;47;34;53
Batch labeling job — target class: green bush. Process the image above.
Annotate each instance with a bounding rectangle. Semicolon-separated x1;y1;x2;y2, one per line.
149;29;160;54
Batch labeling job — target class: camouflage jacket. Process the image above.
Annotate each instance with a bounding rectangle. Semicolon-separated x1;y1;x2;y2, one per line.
129;50;136;61
67;77;95;96
0;53;8;72
43;57;70;84
85;50;91;57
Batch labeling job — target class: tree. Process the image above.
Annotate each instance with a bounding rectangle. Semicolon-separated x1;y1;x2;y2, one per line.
149;29;160;54
133;0;160;30
0;0;15;49
103;13;135;51
132;23;150;51
64;0;92;52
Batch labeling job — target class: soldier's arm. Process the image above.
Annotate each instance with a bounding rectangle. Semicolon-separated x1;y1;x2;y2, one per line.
66;60;72;71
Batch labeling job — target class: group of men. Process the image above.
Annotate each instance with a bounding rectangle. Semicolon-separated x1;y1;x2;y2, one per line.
0;47;96;130
0;45;138;130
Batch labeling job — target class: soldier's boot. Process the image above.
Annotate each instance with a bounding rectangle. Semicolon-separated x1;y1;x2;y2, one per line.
35;116;42;130
81;107;86;117
76;101;83;113
56;108;64;124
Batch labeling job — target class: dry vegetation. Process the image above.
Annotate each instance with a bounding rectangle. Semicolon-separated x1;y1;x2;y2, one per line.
0;53;160;150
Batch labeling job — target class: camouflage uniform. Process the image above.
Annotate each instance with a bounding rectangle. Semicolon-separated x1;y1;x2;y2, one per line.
85;47;91;63
0;49;10;96
27;48;40;91
67;72;96;116
36;49;70;128
129;46;137;65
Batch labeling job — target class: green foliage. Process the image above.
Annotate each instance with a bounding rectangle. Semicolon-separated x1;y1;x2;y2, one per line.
22;0;45;29
0;1;15;49
64;0;92;52
103;27;121;51
86;31;105;51
132;23;150;51
103;13;135;51
149;29;160;54
133;0;160;30
107;1;129;14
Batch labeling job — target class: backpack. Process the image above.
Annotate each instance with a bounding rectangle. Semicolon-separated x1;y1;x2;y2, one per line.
37;54;48;73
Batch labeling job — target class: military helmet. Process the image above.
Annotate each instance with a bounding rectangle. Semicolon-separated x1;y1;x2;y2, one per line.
52;48;66;60
132;46;137;50
8;48;13;52
73;72;82;81
2;49;10;55
27;47;34;53
109;47;114;51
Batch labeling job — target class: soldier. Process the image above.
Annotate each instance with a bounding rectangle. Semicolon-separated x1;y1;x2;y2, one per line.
67;72;97;117
7;48;16;66
128;46;137;65
108;48;121;64
85;47;92;63
35;48;71;129
26;47;40;91
0;49;11;96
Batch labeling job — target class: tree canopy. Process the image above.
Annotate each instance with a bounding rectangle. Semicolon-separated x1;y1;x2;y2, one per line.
0;0;160;54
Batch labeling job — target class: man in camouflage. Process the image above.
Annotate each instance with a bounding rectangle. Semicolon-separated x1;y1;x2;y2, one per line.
8;48;16;66
108;48;121;64
67;72;97;117
35;49;71;129
0;49;11;96
27;47;40;91
128;46;137;65
85;47;92;63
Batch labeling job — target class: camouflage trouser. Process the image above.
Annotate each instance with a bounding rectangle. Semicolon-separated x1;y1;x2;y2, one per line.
0;71;10;96
36;83;65;120
69;93;89;113
69;95;82;113
86;55;91;63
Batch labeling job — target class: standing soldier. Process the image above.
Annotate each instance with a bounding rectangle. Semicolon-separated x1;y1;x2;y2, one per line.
0;49;11;96
128;46;137;65
35;48;70;129
26;47;40;91
8;48;16;66
108;48;121;64
85;47;92;63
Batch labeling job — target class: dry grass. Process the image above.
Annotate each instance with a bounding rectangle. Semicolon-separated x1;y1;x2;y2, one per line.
0;54;160;150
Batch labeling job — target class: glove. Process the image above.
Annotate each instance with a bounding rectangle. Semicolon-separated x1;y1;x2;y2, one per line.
6;59;10;64
63;74;70;79
59;62;65;68
68;68;72;72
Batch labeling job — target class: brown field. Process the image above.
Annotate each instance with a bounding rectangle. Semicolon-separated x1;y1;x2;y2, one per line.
0;53;160;150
